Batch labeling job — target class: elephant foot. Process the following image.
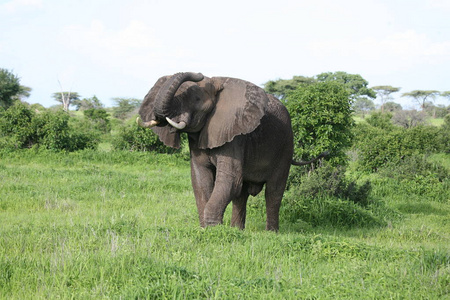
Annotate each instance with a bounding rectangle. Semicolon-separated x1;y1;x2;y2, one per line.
204;218;223;227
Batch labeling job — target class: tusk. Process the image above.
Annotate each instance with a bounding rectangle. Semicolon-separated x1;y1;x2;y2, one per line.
166;117;186;130
136;117;159;128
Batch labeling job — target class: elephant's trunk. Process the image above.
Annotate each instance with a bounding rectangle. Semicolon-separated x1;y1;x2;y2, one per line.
154;72;204;118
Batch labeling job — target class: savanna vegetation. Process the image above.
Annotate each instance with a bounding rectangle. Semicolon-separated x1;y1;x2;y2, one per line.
0;68;449;298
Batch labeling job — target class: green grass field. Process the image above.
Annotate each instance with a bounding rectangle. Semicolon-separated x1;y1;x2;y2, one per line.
1;150;449;299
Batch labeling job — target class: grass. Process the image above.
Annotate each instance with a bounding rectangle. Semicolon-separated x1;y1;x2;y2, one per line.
1;150;449;299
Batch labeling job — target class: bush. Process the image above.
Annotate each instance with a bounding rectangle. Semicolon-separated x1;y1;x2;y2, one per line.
440;114;450;153
0;103;98;152
353;122;444;171
112;120;179;153
288;163;372;206
282;195;385;228
83;108;111;133
286;81;354;167
365;112;394;130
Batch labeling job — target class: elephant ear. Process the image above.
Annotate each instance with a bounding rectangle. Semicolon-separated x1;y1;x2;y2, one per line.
198;77;268;149
139;76;181;149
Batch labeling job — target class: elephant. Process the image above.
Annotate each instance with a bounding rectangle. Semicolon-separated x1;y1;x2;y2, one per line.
137;72;296;231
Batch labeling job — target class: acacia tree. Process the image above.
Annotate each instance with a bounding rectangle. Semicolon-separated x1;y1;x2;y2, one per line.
52;92;81;111
402;90;440;110
112;97;142;119
441;91;450;102
372;85;401;112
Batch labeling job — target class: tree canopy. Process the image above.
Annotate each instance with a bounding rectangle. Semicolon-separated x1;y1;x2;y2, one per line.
316;71;376;100
372;85;401;112
401;90;440;110
263;76;315;100
52;92;81;111
263;71;375;102
72;95;104;111
0;68;22;108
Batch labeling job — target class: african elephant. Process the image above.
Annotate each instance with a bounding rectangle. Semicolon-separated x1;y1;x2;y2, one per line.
137;72;294;231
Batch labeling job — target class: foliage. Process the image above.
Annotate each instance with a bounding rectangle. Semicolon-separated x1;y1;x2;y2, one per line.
365;112;394;130
0;103;98;152
353;120;444;171
392;109;428;128
316;71;376;100
83;108;111;133
352;98;375;117
72;95;104;111
112;97;142;120
112;119;179;153
439;114;450;153
371;85;401;112
424;103;449;118
401;90;440;109
288;163;372;207
263;75;316;100
52;91;81;111
286;81;354;167
0;68;21;108
383;101;402;112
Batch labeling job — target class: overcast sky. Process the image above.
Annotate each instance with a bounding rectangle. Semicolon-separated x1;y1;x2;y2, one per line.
1;0;449;108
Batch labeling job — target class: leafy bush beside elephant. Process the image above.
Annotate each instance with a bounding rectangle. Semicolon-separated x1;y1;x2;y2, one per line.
138;72;301;231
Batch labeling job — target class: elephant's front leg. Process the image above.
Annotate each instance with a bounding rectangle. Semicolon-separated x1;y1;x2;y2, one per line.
190;162;215;227
203;158;243;227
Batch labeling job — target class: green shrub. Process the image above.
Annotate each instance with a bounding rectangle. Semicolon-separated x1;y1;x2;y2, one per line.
353;122;444;171
286;81;354;167
112;121;179;153
288;163;372;206
83;108;111;133
282;194;385;228
373;155;450;203
0;103;98;152
440;114;450;153
283;163;385;228
365;112;394;130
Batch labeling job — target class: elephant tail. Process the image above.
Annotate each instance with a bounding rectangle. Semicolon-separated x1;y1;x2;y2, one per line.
291;151;330;166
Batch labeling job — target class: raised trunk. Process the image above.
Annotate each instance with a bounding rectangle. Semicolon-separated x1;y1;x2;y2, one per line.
153;72;204;118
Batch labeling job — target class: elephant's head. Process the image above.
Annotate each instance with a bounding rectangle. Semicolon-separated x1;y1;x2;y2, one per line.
138;72;268;149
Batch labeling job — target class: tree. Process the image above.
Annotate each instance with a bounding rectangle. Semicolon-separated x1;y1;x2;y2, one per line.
441;91;450;102
286;81;354;167
372;85;401;112
353;98;375;118
384;101;402;112
392;110;428;128
52;92;81;112
72;95;104;111
263;75;316;100
112;97;142;119
0;68;21;108
401;90;440;110
316;71;376;101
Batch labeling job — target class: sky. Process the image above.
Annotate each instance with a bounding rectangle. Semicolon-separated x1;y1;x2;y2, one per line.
1;0;450;109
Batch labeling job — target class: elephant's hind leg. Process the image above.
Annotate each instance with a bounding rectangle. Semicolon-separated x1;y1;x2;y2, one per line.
264;178;288;231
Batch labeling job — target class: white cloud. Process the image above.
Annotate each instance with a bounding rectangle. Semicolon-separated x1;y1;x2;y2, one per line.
60;20;195;77
308;30;450;74
0;0;42;13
